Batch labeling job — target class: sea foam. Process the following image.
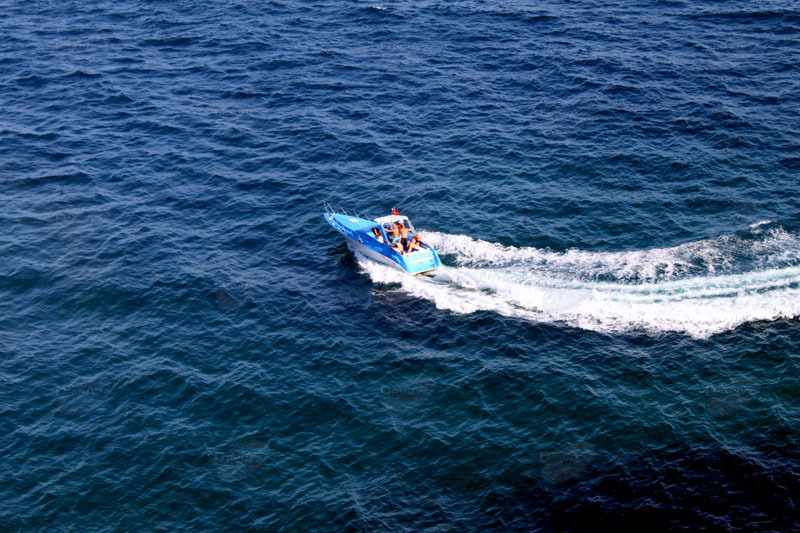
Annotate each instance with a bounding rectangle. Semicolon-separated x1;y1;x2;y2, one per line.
356;228;800;339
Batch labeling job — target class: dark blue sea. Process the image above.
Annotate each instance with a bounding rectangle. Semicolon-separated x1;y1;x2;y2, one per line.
2;0;800;531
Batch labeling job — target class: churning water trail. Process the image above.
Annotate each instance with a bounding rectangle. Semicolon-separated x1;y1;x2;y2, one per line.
356;225;800;339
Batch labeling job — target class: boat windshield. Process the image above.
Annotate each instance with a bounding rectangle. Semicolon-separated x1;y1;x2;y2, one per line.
381;218;412;229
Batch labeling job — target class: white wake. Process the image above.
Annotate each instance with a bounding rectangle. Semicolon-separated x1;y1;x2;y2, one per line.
355;226;800;338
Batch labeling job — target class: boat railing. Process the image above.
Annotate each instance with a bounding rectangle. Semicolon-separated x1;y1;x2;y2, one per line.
322;201;370;221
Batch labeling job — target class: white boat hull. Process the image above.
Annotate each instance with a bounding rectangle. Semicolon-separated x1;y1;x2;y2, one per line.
344;236;405;271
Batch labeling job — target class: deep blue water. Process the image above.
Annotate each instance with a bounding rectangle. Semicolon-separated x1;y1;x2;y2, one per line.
2;0;800;530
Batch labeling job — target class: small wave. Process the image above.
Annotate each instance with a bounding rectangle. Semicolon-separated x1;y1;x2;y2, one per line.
139;37;195;47
62;70;102;79
688;10;798;23
750;220;773;228
354;227;800;339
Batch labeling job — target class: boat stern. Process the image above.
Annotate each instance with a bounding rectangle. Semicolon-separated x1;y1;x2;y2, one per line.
397;247;442;274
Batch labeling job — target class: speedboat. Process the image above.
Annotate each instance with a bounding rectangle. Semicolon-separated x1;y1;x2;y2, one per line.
323;203;442;274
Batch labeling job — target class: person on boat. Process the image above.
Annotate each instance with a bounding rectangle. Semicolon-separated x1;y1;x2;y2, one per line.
396;221;410;251
371;227;384;243
407;235;424;253
385;223;400;243
382;225;405;255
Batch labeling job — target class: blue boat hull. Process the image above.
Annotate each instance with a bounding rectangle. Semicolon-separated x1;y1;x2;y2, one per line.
324;212;442;274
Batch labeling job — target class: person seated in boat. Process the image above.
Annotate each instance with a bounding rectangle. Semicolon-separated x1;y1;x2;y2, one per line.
407;235;424;253
381;224;404;254
385;223;401;245
371;227;384;243
396;221;411;251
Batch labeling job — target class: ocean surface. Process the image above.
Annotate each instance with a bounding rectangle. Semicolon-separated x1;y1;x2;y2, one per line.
2;0;799;530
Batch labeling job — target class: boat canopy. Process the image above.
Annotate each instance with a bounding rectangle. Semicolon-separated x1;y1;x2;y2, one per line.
374;214;409;225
